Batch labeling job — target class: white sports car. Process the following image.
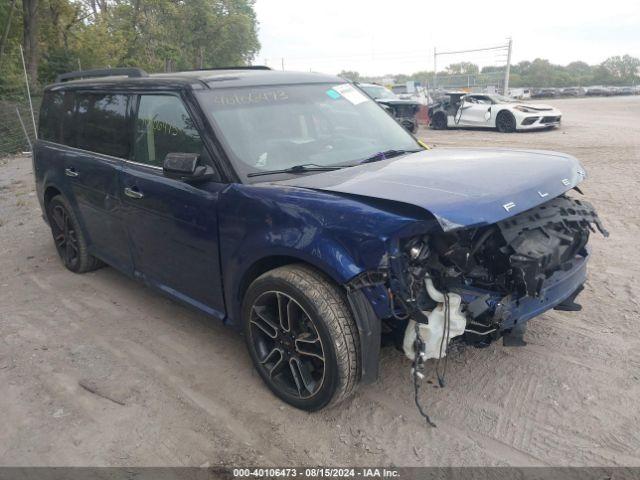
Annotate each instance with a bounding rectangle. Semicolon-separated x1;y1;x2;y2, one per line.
429;92;562;132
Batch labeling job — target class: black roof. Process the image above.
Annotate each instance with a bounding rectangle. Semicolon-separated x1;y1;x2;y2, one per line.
47;67;344;91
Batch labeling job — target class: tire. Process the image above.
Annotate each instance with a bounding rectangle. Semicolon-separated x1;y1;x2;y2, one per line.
431;112;448;130
47;195;103;273
242;264;360;411
496;110;516;133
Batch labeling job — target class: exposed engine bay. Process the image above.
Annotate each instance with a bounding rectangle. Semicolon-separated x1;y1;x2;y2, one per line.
386;194;609;362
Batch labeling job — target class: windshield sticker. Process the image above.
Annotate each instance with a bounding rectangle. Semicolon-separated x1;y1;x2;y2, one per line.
210;90;289;106
331;84;369;105
325;89;341;100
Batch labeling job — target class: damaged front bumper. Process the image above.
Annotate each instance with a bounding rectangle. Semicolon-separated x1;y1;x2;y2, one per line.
457;248;588;346
348;194;607;374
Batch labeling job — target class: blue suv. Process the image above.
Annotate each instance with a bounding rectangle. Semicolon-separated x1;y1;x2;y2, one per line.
34;67;607;411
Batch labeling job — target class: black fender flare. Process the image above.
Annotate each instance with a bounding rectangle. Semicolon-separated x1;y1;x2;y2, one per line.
345;272;388;384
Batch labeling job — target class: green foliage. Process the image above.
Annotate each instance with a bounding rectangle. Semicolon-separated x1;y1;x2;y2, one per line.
338;70;360;82
0;0;261;92
358;56;639;89
446;61;479;75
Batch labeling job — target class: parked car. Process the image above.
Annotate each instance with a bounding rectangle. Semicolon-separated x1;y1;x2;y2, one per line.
35;67;607;411
357;83;421;133
508;88;532;100
531;88;558;98
585;86;608;96
390;83;431;105
428;92;562;132
619;86;635;95
560;87;585;97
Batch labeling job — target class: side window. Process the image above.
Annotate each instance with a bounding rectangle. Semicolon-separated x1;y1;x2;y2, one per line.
133;95;203;167
74;93;130;158
39;90;74;144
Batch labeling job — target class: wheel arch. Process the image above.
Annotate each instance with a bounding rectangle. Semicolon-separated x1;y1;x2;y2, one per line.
42;184;64;223
44;185;62;208
236;254;318;307
232;252;383;385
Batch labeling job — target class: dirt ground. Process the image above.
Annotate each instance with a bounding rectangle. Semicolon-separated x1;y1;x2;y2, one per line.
0;96;639;467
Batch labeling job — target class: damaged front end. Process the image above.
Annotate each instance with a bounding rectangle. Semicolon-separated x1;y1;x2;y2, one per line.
387;194;608;359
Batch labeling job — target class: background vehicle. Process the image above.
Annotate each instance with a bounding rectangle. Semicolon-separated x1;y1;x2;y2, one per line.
34;67;605;412
391;82;431;104
358;82;421;133
532;87;559;98
429;92;562;132
508;88;532;100
586;86;608;96
560;87;586;97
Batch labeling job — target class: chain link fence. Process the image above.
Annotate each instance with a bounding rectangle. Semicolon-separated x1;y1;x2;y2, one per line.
0;49;40;157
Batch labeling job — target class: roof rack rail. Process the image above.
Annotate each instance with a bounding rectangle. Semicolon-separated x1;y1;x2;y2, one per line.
185;66;272;72
56;67;149;83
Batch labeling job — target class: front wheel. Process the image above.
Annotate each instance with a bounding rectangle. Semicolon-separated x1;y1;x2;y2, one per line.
496;111;516;133
242;264;360;411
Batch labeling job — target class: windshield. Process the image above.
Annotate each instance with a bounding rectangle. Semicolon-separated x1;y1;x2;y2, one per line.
487;94;519;103
196;83;421;181
360;85;398;100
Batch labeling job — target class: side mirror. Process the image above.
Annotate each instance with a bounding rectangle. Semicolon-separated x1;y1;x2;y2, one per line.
163;152;216;183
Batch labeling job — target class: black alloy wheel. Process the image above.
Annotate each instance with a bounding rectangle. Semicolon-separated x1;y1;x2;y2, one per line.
47;195;102;273
496;111;516;133
243;264;360;411
50;202;80;270
249;290;326;400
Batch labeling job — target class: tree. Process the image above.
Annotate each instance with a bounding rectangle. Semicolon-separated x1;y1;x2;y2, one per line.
446;62;479;75
22;0;39;86
338;70;360;82
599;55;640;84
0;0;17;66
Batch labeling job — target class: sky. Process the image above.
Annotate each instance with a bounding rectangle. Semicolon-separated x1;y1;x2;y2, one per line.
254;0;640;76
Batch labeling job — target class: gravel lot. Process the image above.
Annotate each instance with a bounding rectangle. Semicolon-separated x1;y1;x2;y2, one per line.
0;96;639;467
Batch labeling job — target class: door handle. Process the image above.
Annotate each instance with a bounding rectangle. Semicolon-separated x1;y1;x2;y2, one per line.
65;168;79;178
124;187;144;199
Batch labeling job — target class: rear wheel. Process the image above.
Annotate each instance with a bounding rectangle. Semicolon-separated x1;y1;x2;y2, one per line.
242;264;360;411
431;112;448;130
47;195;103;273
496;111;516;133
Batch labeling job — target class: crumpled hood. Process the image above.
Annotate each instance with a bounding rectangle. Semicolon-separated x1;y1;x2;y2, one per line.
518;103;555;111
277;148;586;231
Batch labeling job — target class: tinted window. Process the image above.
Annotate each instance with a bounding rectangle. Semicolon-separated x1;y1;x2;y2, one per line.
74;93;129;158
133;95;203;167
39;90;75;144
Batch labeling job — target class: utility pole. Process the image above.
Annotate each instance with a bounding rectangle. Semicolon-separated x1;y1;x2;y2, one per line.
281;58;285;71
503;37;512;95
433;47;437;90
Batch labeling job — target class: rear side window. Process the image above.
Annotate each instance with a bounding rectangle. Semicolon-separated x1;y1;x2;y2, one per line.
74;93;130;158
133;95;203;167
39;90;74;144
